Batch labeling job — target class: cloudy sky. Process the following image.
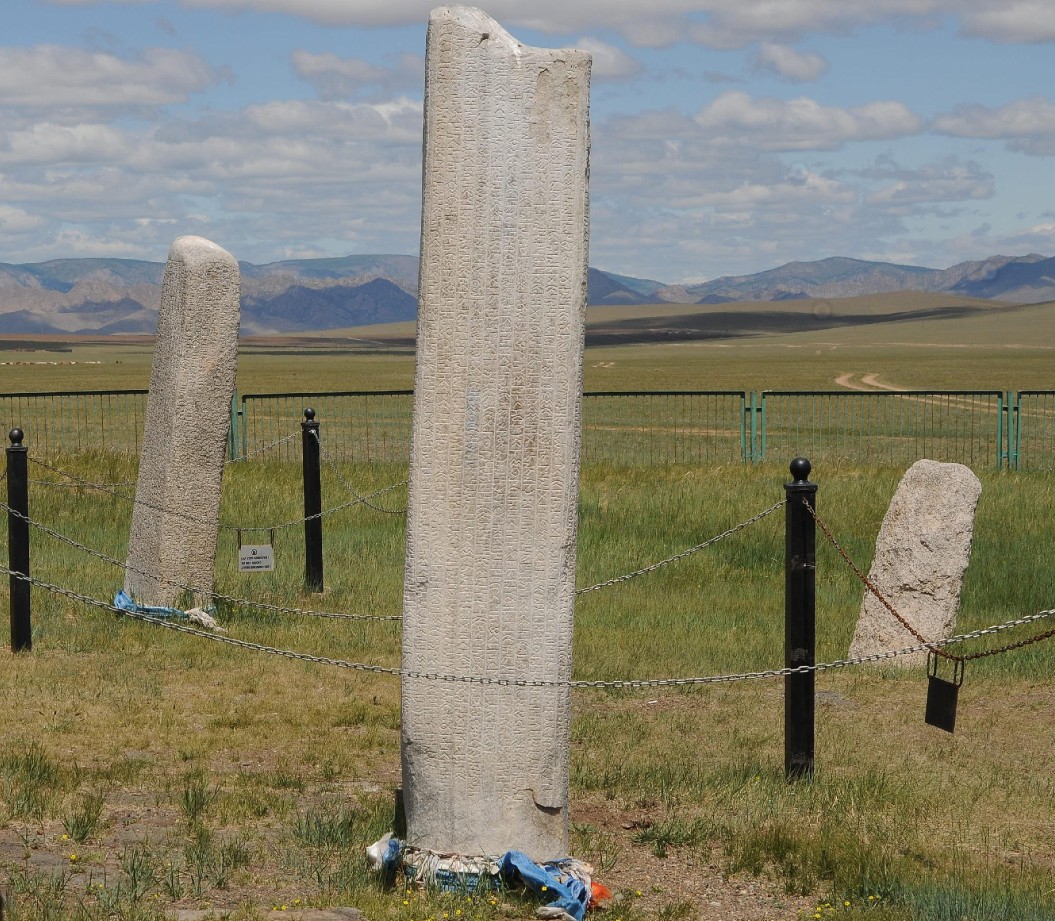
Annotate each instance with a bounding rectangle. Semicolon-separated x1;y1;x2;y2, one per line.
4;1;1055;282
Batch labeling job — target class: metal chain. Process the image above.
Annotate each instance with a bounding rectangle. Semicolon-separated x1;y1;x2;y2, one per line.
5;563;1052;687
27;453;407;533
805;499;1055;662
311;430;408;515
0;501;400;623
225;430;300;464
238;480;409;532
1;565;406;675
9;562;1052;687
575;500;785;596
28;455;227;528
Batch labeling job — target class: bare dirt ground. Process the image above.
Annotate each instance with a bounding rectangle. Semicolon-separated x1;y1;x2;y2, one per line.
568;798;816;921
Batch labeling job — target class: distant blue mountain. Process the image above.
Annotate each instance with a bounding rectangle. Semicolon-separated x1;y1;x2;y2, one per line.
0;252;1051;335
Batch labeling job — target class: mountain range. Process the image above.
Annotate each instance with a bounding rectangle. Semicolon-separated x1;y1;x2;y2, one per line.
0;252;1051;336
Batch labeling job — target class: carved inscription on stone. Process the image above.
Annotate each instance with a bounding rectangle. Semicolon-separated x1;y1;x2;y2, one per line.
125;236;240;608
400;7;590;861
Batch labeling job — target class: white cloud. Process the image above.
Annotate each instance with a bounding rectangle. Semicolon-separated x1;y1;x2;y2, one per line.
0;93;426;262
570;38;642;79
863;158;994;206
693;92;923;150
0;46;221;108
961;2;1055;43
240;98;422;142
291;50;423;100
40;0;1055;47
933;97;1055;155
689;0;945;48
1;123;129;167
755;43;828;81
0;205;47;234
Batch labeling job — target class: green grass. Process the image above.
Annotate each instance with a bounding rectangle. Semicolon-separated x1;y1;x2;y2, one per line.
0;453;1053;919
3;291;1055;396
0;329;1053;919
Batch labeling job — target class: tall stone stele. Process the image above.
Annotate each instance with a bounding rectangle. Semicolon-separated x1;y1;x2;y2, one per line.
125;236;240;608
848;459;982;666
400;6;591;861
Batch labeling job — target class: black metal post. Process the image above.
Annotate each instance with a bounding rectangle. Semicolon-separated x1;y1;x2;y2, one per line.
784;456;817;780
302;408;323;593
7;428;31;652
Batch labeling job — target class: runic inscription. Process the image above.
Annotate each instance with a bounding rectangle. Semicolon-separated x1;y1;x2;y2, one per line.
125;236;240;608
400;6;591;860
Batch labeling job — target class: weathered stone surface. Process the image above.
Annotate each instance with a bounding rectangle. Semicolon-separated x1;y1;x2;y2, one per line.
125;236;240;608
400;6;590;861
848;459;982;666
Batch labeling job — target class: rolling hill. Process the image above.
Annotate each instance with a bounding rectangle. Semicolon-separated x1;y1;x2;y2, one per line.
0;252;1051;335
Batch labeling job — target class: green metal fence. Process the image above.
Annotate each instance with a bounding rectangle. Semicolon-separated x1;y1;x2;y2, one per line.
235;390;750;466
238;391;414;464
759;390;1006;468
4;388;1053;469
583;391;748;465
1011;391;1055;471
0;389;147;456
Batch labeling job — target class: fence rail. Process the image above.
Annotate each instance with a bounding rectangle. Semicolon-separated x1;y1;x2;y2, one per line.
3;388;1053;469
759;390;1005;469
0;389;147;456
239;391;414;464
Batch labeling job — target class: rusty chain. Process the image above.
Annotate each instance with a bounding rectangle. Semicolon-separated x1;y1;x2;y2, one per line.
805;499;1055;662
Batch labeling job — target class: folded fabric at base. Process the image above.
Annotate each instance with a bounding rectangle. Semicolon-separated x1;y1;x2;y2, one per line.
365;835;609;921
113;589;221;630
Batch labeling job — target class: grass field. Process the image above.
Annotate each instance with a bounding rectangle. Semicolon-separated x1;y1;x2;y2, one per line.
2;292;1054;395
0;297;1053;920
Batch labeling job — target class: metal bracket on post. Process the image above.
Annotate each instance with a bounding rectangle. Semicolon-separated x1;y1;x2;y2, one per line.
302;408;323;593
784;456;817;780
7;428;31;652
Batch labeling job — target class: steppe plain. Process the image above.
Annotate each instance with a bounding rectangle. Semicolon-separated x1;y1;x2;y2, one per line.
0;292;1053;921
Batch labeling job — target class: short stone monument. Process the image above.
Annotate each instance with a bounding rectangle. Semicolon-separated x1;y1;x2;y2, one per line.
400;6;591;860
125;236;240;608
848;459;982;666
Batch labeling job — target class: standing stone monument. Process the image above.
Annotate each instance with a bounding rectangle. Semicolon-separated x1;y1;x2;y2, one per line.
125;236;240;608
848;459;982;666
400;6;591;861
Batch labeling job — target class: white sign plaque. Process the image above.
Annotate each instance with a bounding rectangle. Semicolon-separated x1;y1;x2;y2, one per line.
238;545;274;572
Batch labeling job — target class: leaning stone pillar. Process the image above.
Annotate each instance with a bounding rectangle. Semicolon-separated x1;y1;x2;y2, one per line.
400;6;591;860
848;459;982;666
125;236;240;608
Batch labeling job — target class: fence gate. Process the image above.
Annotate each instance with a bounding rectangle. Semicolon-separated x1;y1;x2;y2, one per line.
1010;391;1055;470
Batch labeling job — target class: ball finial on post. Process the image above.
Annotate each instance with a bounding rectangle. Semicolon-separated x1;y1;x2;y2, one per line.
304;407;316;422
789;456;812;484
9;428;24;447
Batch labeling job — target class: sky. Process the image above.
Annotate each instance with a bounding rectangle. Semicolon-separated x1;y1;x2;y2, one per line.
3;1;1055;284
